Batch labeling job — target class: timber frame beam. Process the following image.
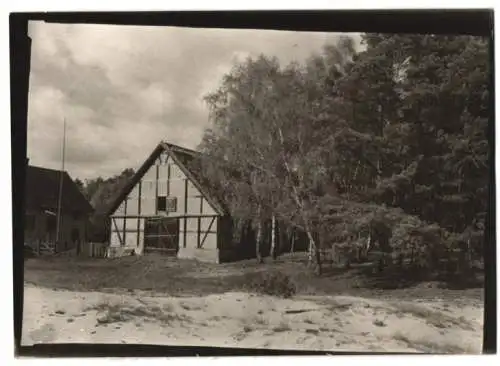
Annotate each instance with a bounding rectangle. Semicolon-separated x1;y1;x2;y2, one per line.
110;214;220;219
123;196;127;245
136;181;142;247
197;196;203;249
111;217;124;246
183;178;188;248
199;216;216;248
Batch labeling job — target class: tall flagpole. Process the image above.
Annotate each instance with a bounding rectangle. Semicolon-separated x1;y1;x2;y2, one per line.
55;118;66;250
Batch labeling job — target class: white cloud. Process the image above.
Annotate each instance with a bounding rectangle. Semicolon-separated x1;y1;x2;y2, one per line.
28;21;360;180
136;83;174;118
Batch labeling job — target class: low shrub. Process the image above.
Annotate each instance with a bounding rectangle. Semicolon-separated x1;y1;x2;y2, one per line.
247;271;296;298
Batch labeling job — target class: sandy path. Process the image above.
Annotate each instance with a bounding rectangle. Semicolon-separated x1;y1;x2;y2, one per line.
22;285;483;353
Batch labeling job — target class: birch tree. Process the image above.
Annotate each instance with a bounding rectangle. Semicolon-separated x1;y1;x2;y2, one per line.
199;56;284;263
200;39;356;274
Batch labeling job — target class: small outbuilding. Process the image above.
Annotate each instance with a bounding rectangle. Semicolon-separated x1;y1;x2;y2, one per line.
24;164;94;252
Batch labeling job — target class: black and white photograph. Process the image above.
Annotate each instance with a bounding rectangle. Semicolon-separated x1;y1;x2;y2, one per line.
11;10;493;357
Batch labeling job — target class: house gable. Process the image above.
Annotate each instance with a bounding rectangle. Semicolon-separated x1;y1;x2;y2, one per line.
108;142;225;218
112;151;218;217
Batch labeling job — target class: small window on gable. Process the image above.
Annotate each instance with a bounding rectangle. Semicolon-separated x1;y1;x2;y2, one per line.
157;196;166;212
157;196;177;213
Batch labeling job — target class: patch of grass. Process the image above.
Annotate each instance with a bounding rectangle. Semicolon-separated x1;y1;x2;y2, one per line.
88;301;186;326
393;332;409;343
426;317;448;329
394;302;438;318
24;255;484;309
209;315;228;321
305;328;319;335
319;326;339;333
328;303;352;312
95;308;127;325
272;322;292;333
393;331;473;354
393;302;474;331
253;316;267;325
373;319;387;327
261;341;271;348
458;315;469;323
179;302;202;311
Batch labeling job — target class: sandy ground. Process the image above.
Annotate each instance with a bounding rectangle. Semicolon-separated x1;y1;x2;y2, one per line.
22;284;483;353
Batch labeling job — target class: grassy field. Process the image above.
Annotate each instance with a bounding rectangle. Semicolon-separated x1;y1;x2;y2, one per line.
24;253;484;302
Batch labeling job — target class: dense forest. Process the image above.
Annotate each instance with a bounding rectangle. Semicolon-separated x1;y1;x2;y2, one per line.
195;33;490;277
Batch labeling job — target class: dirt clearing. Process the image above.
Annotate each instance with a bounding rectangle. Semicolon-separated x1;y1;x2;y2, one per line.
22;285;483;353
22;256;484;353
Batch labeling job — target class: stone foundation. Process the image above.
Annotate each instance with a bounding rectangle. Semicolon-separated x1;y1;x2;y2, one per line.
177;246;220;263
107;246;137;258
107;245;220;263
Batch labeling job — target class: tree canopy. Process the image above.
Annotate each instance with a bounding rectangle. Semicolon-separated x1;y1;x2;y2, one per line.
75;168;135;241
198;33;490;274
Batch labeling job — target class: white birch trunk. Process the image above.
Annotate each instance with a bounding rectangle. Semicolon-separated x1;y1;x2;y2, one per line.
276;127;318;268
270;215;276;260
308;235;314;262
255;205;263;264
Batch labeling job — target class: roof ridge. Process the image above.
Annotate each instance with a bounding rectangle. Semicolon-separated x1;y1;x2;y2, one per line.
28;164;69;174
161;141;200;156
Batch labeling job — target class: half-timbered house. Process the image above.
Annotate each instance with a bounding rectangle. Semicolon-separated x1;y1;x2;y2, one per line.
106;142;235;263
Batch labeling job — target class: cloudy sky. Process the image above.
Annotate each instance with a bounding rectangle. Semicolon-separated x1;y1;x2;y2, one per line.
27;21;360;181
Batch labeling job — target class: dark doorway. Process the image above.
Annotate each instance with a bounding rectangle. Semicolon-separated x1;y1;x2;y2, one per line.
71;228;79;242
47;214;56;233
144;217;180;256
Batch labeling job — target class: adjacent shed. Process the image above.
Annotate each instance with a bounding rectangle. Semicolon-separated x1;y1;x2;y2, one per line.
106;142;233;263
24;164;94;252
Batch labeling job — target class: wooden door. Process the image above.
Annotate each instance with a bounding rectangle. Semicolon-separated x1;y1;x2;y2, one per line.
144;217;179;256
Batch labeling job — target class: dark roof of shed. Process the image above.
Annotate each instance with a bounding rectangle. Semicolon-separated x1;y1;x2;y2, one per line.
106;141;229;217
25;165;94;215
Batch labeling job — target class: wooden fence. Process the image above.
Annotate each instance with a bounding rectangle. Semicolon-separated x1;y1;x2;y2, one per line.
26;240;108;258
80;242;108;258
